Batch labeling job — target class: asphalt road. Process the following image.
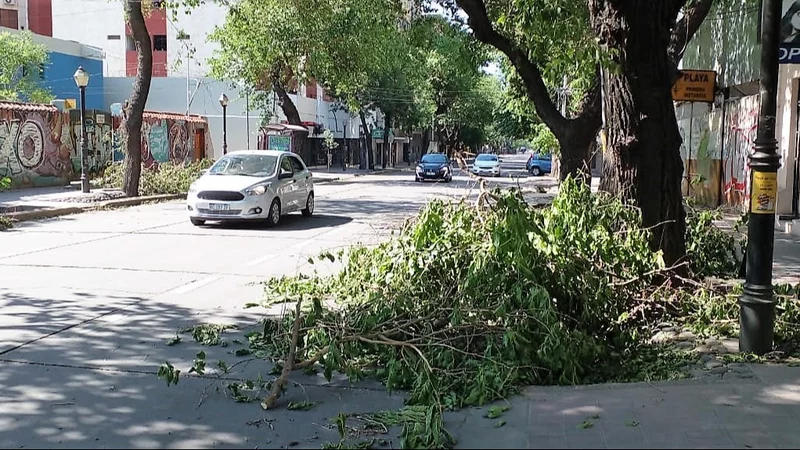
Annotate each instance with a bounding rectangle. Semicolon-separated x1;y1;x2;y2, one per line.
0;168;555;449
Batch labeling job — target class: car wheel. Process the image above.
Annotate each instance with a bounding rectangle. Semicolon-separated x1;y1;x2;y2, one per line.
446;176;452;183
266;198;281;226
531;167;542;176
190;217;205;226
302;192;314;217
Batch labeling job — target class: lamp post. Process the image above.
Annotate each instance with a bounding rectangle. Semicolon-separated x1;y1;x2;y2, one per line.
219;93;229;155
739;0;783;355
73;66;90;194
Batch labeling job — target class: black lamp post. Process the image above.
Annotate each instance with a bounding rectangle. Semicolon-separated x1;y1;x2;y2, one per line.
219;93;229;155
73;66;90;194
739;0;783;355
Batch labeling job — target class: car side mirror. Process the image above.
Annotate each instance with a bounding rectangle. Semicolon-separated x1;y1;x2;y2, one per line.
278;169;293;179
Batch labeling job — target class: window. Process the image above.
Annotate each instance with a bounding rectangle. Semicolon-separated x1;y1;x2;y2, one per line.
289;156;305;172
280;157;294;174
0;9;19;29
107;35;121;40
153;35;167;52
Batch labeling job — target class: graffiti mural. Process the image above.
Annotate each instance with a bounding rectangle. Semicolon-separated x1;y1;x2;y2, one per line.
722;95;759;207
130;112;208;169
0;103;75;188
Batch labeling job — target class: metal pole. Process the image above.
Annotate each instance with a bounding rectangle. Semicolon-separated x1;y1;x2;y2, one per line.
739;0;782;355
246;89;251;149
79;86;90;193
186;49;190;116
222;105;228;155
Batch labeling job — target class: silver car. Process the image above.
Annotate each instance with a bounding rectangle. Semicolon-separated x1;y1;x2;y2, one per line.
186;150;314;226
471;153;501;177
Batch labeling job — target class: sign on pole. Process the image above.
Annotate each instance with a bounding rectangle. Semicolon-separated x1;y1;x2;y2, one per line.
780;1;800;63
671;70;716;102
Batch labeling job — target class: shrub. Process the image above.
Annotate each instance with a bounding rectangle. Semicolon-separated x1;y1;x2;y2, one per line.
97;159;214;196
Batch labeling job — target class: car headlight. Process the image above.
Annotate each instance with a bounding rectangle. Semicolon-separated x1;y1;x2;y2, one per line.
245;184;269;196
416;166;423;173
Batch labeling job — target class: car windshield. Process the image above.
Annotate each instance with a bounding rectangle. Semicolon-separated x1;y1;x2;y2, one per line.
476;154;498;162
208;154;278;177
421;154;448;164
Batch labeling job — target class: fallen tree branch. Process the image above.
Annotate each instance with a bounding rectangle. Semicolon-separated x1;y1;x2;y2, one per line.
261;298;303;410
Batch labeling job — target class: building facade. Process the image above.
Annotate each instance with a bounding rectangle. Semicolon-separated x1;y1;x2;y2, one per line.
0;0;52;36
1;26;105;110
678;1;800;223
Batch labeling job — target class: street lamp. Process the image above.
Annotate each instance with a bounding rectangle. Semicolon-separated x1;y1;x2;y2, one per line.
739;0;783;355
219;93;229;155
73;66;90;194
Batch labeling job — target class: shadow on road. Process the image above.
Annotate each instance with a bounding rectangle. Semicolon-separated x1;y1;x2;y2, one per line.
199;213;354;232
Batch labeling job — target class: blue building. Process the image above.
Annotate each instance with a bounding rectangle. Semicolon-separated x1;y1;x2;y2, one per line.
1;26;104;110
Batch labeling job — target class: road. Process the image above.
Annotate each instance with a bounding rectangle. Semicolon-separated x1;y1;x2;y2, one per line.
0;166;554;449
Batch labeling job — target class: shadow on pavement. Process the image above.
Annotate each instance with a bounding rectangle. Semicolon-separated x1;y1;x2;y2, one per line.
0;288;405;449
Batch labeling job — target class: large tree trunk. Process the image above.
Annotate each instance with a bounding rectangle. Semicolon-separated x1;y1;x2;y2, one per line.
121;0;152;197
590;0;687;267
273;78;308;162
359;110;374;170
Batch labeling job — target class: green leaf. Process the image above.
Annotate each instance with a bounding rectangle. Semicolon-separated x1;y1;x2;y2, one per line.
287;401;319;411
485;405;510;419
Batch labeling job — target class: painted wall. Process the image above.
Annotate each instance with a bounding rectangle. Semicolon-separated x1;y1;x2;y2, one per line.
0;103;74;188
133;113;210;169
677;102;723;206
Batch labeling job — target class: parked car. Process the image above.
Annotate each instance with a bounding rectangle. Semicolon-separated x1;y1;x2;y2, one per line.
471;153;502;177
526;153;552;176
415;153;453;182
186;150;314;227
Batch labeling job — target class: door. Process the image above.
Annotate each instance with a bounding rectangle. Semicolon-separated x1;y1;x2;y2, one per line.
288;154;310;198
539;154;552;173
194;128;205;161
277;156;299;210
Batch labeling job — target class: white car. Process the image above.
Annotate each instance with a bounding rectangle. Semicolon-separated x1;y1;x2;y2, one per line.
471;153;501;177
186;150;314;226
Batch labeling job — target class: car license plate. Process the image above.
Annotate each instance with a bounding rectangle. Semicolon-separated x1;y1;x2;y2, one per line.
426;171;435;175
209;203;229;211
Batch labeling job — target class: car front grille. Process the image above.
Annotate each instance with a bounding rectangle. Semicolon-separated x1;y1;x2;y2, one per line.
196;208;242;216
197;190;245;201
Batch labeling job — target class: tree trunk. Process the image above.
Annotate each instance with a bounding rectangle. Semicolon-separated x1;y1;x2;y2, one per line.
273;79;309;163
590;0;687;267
382;113;392;169
121;0;152;197
359;110;374;170
555;79;601;183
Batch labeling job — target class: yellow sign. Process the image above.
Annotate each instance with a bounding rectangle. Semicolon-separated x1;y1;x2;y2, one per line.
750;171;778;214
672;70;716;102
65;99;77;110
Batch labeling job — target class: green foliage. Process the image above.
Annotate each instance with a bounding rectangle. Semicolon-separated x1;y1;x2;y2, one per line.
0;31;54;103
179;323;236;346
188;351;206;375
97;159;213;196
684;206;740;279
530;124;559;155
0;176;12;230
261;179;669;412
158;362;181;386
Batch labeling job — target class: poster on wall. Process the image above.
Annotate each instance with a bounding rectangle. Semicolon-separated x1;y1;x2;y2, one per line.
267;135;291;152
780;0;800;63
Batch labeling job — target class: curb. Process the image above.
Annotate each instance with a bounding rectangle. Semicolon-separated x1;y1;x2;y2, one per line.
6;193;186;223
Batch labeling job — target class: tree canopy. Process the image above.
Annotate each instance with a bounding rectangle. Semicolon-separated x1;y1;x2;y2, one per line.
0;31;53;104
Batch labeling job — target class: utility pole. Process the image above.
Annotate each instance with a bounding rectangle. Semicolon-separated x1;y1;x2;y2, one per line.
245;89;251;148
739;0;782;355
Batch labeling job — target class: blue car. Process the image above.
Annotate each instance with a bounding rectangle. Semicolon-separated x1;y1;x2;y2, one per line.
526;153;553;176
